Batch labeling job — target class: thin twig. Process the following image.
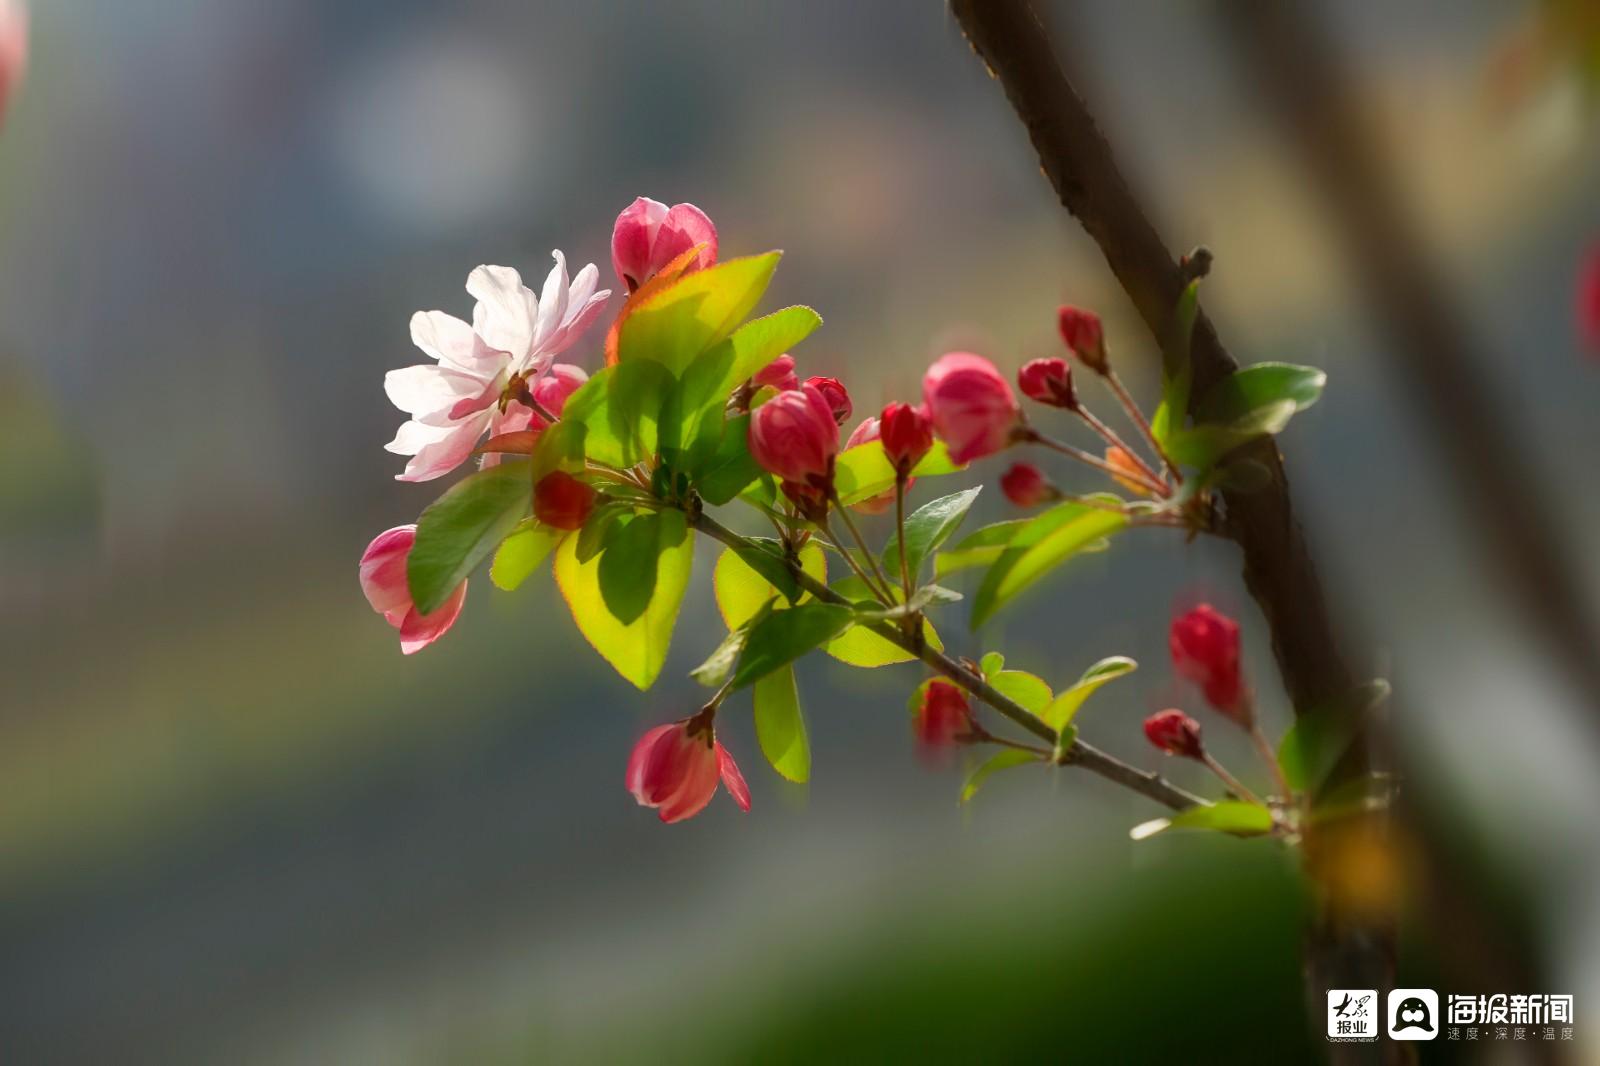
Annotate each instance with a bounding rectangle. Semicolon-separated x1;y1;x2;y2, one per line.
1104;370;1182;484
1075;403;1165;487
1020;427;1169;497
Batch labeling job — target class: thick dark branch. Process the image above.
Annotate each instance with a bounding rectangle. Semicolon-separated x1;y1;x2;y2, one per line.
950;0;1357;728
689;509;1205;812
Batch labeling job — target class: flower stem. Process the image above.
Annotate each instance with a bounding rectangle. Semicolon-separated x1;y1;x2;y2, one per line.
829;489;900;604
894;472;914;608
1019;426;1170;498
1249;722;1294;802
1201;752;1268;808
1104;370;1182;485
818;520;895;607
1076;404;1165;488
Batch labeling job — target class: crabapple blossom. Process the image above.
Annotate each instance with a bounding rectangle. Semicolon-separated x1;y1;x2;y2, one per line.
922;352;1020;464
804;375;852;425
748;382;839;489
1170;604;1249;724
752;354;799;392
611;197;718;292
626;716;751;823
385;256;609;482
879;402;933;474
534;471;597;531
1000;462;1055;507
915;680;973;748
1018;357;1076;409
481;363;589;468
359;525;466;655
1143;709;1204;759
1057;305;1107;374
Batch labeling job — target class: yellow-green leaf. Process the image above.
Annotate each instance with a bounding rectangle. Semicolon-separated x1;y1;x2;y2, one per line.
989;670;1052;716
960;749;1038;805
490;519;563;591
834;440;963;506
822;574;943;667
553;512;693;690
714;540;826;630
754;664;810;783
1040;656;1138;731
616;253;781;374
972;499;1127;628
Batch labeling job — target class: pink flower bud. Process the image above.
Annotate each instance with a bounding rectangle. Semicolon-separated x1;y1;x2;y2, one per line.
748;382;839;489
626;715;751;824
1017;357;1077;409
531;362;589;417
1144;709;1204;760
842;417;895;514
879;401;934;475
1170;604;1249;724
1000;462;1055;507
804;375;853;426
0;1;26;130
915;680;974;749
921;353;1020;464
611;197;718;292
359;525;467;655
1579;243;1600;355
752;353;799;392
1058;306;1108;374
534;470;597;530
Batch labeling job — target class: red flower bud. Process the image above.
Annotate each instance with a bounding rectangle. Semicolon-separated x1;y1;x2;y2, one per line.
922;353;1020;464
625;715;751;824
1000;462;1055;507
1143;709;1204;760
804;375;853;426
611;197;717;292
1579;243;1600;355
878;401;934;475
534;470;597;530
752;354;799;392
1017;357;1077;409
1058;306;1108;374
915;680;973;748
748;382;839;488
1170;604;1249;724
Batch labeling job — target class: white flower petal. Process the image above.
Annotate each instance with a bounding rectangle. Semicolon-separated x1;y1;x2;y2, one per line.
409;310;491;373
532;250;570;353
384;363;491;419
467;265;536;362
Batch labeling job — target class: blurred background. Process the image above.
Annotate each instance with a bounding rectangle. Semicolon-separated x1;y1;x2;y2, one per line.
2;1;1598;1062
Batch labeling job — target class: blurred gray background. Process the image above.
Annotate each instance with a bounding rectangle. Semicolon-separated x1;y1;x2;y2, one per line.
2;1;1597;1062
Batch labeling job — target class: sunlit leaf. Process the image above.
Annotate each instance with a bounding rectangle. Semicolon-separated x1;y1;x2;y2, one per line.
714;540;826;629
959;749;1039;805
851;583;961;622
754;664;810;783
1197;363;1326;424
1152;278;1201;446
597;511;681;626
989;670;1053;715
882;487;981;580
971;498;1127;628
1278;679;1391;795
553;511;693;690
489;518;563;592
1132;800;1273;840
1040;656;1138;731
934;519;1030;579
732;602;854;688
823;575;943;667
616;253;782;374
834;440;963;506
723;305;823;388
1166;399;1297;471
407;460;533;614
690;623;752;689
979;652;1005;678
693;413;763;505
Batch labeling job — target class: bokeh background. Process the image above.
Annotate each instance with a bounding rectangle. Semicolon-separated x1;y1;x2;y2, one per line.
2;1;1598;1062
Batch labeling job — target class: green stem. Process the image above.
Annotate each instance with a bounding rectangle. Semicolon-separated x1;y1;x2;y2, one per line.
688;507;1204;811
1105;370;1183;486
830;489;899;602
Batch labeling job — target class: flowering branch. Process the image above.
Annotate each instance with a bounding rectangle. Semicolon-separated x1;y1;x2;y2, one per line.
688;507;1206;812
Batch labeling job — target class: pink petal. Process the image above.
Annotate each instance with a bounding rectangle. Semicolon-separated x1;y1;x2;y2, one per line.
359;525;417;617
626;724;677;803
397;579;467;654
641;727;700;806
716;743;751;812
663;202;718;271
395;411;493;482
656;746;721;823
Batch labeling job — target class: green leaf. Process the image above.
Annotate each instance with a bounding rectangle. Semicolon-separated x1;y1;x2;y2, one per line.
971;498;1127;628
1166;399;1297;470
1152;278;1201;446
597;511;679;626
959;749;1038;805
690;623;752;688
754;664;810;783
714;540;826;629
407;461;533;614
732;602;855;688
834;440;963;506
851;583;962;622
1040;656;1138;731
489;519;563;591
882;488;981;580
989;670;1053;716
553;509;693;690
1278;679;1391;794
616;253;782;374
822;575;944;667
693;414;763;505
723;305;823;387
1197;363;1326;424
1131;800;1273;841
979;652;1005;678
934;519;1030;579
575;500;629;564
